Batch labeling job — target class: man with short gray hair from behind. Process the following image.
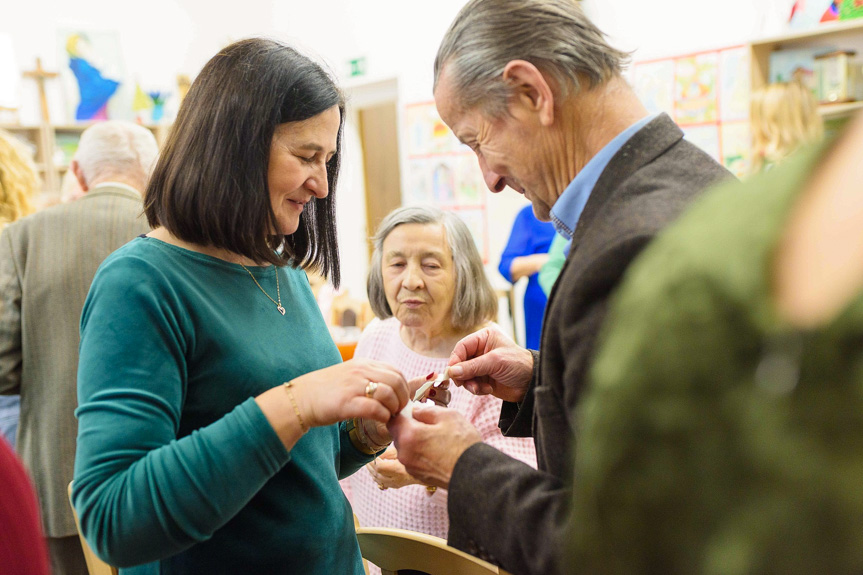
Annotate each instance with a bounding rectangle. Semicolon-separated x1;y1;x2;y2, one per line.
388;1;734;574
0;121;157;575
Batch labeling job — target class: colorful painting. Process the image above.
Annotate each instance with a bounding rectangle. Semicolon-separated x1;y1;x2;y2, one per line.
632;59;675;116
633;45;751;178
719;47;750;122
406;156;485;208
675;52;719;124
789;0;834;29
682;124;720;160
720;122;751;178
404;101;489;260
840;0;863;19
405;101;463;155
58;30;128;122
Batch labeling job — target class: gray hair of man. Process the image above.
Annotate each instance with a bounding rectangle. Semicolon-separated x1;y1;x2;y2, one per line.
433;0;631;118
72;121;159;192
367;205;498;332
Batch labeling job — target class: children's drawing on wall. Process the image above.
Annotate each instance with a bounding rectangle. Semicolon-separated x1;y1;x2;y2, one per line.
633;46;750;176
631;59;675;116
682;125;720;159
408;155;484;207
454;154;482;205
59;30;128;122
405;101;462;155
719;47;750;122
720;122;751;177
788;0;834;28
432;162;455;204
675;53;718;124
407;159;433;204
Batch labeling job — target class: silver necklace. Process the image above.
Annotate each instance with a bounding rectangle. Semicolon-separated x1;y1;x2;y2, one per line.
239;264;285;315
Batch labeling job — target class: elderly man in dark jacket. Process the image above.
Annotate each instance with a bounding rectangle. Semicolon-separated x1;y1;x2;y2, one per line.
388;1;733;574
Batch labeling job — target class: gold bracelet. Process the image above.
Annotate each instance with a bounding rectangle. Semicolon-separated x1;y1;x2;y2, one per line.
283;381;308;433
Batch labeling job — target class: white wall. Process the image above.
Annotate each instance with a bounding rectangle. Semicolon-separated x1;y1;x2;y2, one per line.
3;0;798;305
585;0;796;62
3;0;280;124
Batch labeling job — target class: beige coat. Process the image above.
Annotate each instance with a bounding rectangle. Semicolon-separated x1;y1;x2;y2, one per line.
0;185;150;536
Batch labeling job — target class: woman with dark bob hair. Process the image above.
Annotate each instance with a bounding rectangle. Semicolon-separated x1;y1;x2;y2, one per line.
72;38;415;574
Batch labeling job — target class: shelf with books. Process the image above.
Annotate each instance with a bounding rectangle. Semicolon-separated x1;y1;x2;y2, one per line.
750;18;863;117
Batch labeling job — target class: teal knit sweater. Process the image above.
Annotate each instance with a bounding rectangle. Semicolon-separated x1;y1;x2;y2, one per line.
73;237;371;574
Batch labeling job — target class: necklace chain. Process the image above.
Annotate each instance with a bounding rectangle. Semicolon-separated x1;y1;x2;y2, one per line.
239;264;286;316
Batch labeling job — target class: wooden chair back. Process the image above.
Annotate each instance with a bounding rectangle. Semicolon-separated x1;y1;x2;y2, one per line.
356;526;509;575
67;482;119;575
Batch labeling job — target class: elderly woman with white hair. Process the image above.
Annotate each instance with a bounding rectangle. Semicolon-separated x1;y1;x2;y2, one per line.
341;205;536;543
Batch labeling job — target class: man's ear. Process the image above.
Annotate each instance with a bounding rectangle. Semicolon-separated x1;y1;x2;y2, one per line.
502;60;555;126
70;160;89;192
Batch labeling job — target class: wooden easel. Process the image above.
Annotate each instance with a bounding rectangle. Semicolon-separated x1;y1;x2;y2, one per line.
22;57;58;124
21;57;60;193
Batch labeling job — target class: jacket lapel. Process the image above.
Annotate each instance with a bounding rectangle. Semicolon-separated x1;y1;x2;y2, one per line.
569;113;684;250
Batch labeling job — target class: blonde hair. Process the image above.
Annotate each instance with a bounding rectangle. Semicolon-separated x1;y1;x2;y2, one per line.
750;81;823;174
0;130;39;227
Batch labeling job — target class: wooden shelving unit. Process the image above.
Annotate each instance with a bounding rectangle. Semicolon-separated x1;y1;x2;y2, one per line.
749;18;863;118
0;122;170;199
817;100;863;117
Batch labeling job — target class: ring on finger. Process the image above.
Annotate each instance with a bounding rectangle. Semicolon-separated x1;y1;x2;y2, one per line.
365;381;379;398
377;481;387;491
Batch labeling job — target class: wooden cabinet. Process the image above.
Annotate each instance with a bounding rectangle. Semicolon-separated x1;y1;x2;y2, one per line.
749;18;863;119
0;122;169;200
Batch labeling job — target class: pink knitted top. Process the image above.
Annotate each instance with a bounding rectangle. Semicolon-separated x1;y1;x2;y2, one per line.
341;317;537;540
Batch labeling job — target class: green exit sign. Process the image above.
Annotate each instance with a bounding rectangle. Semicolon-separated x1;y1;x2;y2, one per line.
348;57;367;78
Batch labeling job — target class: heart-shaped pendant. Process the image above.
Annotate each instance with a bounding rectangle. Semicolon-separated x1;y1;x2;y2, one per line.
277;305;286;315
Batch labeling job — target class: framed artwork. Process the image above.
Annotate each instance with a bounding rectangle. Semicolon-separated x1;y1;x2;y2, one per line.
403;101;489;261
57;29;130;122
633;45;751;174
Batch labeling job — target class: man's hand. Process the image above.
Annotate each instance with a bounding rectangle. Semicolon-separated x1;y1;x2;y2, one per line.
387;405;481;489
447;326;534;403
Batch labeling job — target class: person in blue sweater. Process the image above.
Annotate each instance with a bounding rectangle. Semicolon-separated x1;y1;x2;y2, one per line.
498;203;556;349
72;38;422;575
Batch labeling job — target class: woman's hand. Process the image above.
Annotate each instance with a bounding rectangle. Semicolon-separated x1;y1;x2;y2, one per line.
256;359;409;447
408;373;452;407
356;372;453;450
366;447;420;490
292;359;410;427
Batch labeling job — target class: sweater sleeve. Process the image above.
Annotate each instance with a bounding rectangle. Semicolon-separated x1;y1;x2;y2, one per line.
72;256;290;568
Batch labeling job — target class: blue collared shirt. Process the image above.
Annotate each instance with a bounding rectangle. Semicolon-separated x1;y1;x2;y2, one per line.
550;113;658;240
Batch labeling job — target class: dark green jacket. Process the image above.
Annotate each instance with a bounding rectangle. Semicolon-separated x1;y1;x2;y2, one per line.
570;141;863;574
